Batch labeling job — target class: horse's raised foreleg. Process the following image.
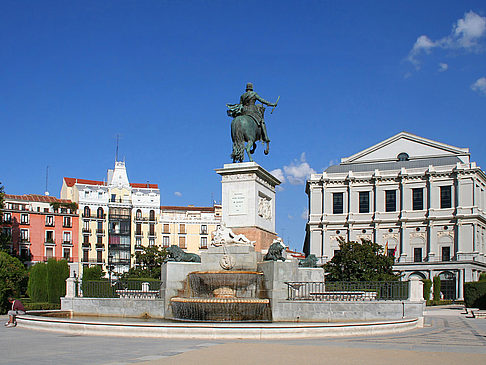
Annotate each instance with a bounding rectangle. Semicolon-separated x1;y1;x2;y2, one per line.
264;141;270;155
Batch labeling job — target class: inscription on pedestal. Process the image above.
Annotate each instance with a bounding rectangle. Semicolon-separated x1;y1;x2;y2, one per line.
230;192;247;215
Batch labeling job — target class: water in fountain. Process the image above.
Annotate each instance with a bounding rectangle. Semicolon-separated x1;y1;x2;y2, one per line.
170;271;271;322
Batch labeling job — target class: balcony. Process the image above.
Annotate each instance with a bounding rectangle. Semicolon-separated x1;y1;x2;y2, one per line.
82;228;91;234
45;238;55;245
82;242;91;248
134;245;143;251
20;221;30;226
135;231;143;237
81;258;105;264
96;228;105;235
95;243;105;249
148;232;156;238
45;222;55;227
63;240;73;246
63;223;72;228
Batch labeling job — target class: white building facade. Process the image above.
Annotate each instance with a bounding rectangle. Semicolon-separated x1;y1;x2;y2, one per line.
305;132;486;300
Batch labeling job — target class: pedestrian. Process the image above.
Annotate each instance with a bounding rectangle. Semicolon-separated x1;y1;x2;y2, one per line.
5;297;25;328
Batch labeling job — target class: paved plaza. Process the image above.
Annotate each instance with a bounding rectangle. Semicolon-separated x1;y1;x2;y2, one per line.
2;306;486;365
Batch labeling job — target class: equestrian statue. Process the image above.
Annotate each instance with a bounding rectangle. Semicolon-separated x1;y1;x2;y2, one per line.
227;83;279;163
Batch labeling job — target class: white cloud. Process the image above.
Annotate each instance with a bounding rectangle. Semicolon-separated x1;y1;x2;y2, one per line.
174;191;182;197
301;209;309;220
270;168;285;183
471;77;486;95
407;11;486;68
283;153;316;185
438;63;449;72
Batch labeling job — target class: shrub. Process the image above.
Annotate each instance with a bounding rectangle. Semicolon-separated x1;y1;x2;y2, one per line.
0;252;28;314
46;259;69;304
82;265;104;281
422;279;432;301
479;273;486;282
27;263;48;302
24;302;61;311
433;276;441;301
464;281;486;309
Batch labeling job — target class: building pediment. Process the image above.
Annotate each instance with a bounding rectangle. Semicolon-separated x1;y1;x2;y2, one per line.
341;132;469;164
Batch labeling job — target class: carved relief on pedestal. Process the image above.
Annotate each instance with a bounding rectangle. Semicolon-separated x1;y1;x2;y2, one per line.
329;235;344;242
257;196;272;220
383;233;399;241
222;173;254;182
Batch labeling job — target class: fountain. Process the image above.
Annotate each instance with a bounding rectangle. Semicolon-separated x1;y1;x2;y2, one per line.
169;225;272;322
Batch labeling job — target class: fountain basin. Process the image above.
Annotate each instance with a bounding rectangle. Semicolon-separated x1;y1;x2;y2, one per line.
170;297;271;322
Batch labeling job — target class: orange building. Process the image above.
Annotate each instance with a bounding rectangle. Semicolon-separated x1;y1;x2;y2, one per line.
1;194;79;266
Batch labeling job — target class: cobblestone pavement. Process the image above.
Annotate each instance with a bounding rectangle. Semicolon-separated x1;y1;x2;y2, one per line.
2;306;486;365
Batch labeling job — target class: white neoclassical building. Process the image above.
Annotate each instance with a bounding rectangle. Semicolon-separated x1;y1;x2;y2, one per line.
305;132;486;300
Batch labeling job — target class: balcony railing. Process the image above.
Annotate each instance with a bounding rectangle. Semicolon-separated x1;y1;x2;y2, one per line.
45;222;55;227
45;239;55;245
43;256;74;263
81;258;105;264
285;281;409;301
82;228;91;233
148;232;156;238
82;242;91;247
63;240;73;245
96;229;105;235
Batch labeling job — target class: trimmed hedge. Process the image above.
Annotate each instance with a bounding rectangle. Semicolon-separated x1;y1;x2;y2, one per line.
433;276;441;301
422;279;432;301
27;263;48;302
464;281;486;309
24;302;61;311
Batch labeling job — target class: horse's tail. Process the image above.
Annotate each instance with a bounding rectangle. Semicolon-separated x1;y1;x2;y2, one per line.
231;117;245;162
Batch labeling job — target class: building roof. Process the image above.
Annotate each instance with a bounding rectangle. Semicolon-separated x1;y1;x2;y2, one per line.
63;177;158;189
325;156;462;173
4;194;73;204
160;205;216;212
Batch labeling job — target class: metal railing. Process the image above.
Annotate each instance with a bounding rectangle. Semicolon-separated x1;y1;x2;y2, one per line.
285;281;409;301
81;280;161;298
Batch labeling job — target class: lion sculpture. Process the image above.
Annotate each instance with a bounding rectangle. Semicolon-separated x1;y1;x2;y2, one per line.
263;239;286;262
298;254;318;268
167;245;201;263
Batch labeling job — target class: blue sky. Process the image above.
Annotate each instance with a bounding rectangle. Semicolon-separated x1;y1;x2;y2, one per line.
1;1;485;252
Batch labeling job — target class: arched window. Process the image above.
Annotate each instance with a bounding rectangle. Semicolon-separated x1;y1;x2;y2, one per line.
84;206;90;217
136;209;142;220
97;207;104;219
149;210;155;221
397;152;409;161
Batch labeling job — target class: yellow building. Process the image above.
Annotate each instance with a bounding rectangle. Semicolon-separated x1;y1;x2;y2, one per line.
159;205;222;254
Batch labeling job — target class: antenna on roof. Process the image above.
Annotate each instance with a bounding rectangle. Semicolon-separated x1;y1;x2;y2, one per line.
115;134;119;162
44;166;50;196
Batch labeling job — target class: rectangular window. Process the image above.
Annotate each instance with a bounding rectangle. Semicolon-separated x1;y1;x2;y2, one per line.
45;231;54;243
163;224;170;233
3;212;11;223
441;246;451;262
413;247;422;263
385;190;397;212
412;188;424;211
179;224;186;234
97;235;103;244
63;232;71;244
111;194;116;202
163;236;170;247
63;248;70;260
136;223;142;236
97;220;103;233
440;186;452;209
179;236;186;249
97;250;103;263
20;214;29;224
200;237;208;249
359;192;370;213
46;247;54;259
83;235;89;245
149;224;155;236
201;225;208;235
136;237;141;246
149;238;155;247
20;229;29;241
45;215;54;226
333;193;344;214
83;250;89;262
63;216;71;228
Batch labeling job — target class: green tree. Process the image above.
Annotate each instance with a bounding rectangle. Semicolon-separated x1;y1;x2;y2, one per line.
0;251;28;313
27;262;48;302
323;239;400;282
433;276;442;301
46;259;69;304
122;246;168;279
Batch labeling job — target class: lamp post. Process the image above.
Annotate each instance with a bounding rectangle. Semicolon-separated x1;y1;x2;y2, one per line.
108;253;114;283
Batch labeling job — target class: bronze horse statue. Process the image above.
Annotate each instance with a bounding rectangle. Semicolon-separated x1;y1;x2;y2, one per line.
230;115;269;163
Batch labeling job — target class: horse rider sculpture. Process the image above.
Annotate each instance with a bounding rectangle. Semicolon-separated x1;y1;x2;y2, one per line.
227;83;279;162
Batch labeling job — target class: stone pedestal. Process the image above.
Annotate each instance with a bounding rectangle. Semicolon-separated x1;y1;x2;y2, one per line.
216;162;281;252
200;244;262;271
